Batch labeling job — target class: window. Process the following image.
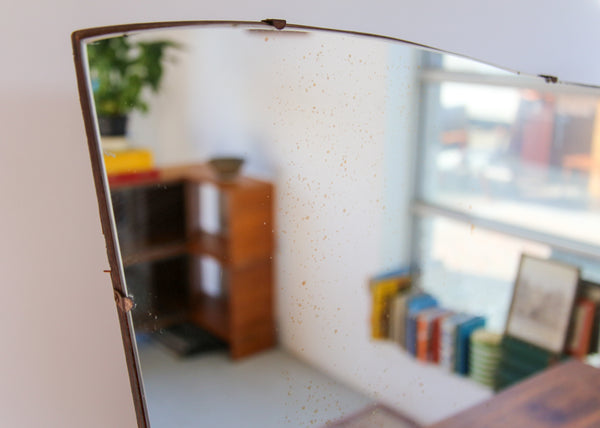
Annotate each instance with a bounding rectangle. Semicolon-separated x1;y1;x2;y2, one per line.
414;52;600;330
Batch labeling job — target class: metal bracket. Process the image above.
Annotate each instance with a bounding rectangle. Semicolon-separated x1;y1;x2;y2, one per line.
262;19;287;30
114;289;135;313
539;74;558;84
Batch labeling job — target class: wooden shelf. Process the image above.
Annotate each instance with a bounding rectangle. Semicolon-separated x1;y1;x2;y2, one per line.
110;162;275;359
121;239;188;267
189;293;230;342
187;232;231;265
187;230;274;268
166;163;271;189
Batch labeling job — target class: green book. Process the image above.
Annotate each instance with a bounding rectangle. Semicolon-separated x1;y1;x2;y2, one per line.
495;336;568;391
501;336;561;366
498;354;546;378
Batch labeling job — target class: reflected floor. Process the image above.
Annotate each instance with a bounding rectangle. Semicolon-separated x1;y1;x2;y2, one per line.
137;340;373;427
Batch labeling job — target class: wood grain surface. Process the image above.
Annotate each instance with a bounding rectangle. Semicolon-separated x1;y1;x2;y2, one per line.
430;360;600;428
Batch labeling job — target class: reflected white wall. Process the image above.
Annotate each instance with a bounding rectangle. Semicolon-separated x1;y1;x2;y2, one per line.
130;29;490;423
128;29;195;164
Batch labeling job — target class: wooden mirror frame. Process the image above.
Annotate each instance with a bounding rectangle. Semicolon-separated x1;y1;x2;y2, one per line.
71;20;560;427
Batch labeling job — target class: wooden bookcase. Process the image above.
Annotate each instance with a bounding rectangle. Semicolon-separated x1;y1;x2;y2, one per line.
109;163;275;359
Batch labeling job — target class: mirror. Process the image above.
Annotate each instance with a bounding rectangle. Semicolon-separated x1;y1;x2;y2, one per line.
73;21;600;428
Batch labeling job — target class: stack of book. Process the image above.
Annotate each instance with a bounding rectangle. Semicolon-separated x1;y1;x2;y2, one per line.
370;272;487;378
469;329;502;389
495;336;565;391
102;136;156;183
370;261;600;391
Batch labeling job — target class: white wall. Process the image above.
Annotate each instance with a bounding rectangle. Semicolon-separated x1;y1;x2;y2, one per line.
242;34;489;424
128;30;194;163
2;1;600;427
130;29;488;424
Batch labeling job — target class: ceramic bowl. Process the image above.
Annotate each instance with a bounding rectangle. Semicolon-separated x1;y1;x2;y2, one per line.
208;157;245;181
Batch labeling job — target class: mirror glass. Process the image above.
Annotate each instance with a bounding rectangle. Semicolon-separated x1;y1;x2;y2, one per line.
79;23;600;427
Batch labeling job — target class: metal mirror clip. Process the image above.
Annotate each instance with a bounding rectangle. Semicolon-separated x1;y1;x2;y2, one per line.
114;289;135;313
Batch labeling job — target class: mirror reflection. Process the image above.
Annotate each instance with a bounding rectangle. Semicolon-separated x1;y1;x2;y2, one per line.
83;24;600;427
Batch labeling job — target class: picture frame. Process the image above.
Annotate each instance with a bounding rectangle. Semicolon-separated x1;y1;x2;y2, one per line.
505;254;580;354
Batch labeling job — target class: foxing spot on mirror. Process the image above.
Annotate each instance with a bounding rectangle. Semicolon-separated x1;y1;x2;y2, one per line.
73;21;600;428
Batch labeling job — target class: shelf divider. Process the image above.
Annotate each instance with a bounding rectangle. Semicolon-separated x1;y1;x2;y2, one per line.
189;293;230;341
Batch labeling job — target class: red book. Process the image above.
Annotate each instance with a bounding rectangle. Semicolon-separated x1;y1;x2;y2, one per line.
108;169;161;188
567;299;596;359
431;311;452;363
417;308;448;361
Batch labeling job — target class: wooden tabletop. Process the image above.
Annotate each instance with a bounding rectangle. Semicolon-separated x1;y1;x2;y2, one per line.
430;360;600;428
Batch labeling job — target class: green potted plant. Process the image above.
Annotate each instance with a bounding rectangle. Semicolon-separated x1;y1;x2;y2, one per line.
87;36;179;136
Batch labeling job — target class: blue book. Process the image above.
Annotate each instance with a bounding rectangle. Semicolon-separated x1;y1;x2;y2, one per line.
454;316;486;375
440;313;472;371
405;293;438;355
371;267;411;281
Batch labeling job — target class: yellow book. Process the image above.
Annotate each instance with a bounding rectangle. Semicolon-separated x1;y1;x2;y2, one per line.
103;148;154;175
370;273;411;339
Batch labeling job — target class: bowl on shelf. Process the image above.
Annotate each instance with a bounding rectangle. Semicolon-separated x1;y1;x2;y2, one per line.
208;157;245;181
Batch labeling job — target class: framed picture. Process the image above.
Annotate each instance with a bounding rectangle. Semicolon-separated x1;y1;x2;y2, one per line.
505;254;580;354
